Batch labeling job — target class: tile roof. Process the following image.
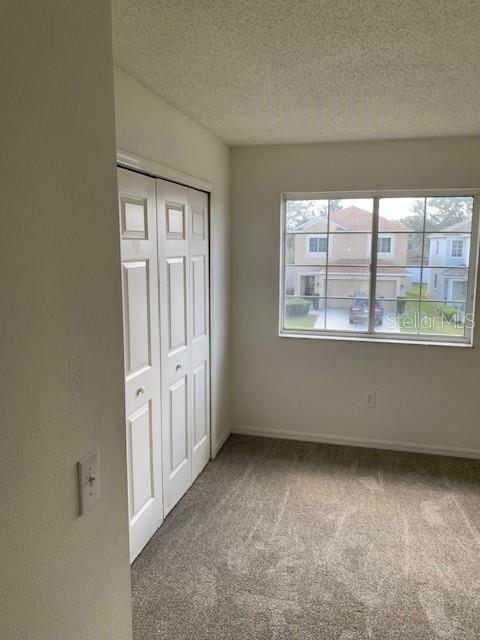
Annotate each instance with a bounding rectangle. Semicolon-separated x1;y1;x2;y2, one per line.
439;267;469;278
296;206;411;232
330;206;411;231
439;220;471;233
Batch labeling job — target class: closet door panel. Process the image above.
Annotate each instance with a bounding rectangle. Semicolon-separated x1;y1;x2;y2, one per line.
188;188;210;481
157;180;192;514
118;168;163;562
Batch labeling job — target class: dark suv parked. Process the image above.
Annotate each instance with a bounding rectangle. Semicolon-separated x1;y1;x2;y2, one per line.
349;291;384;325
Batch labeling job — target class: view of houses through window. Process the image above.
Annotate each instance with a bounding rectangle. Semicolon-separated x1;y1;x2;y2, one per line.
282;195;476;342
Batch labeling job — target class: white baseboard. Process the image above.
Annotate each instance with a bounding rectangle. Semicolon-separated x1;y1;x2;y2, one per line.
212;428;231;458
232;425;480;459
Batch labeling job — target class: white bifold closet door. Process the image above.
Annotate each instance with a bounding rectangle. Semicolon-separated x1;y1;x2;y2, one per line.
118;168;164;562
119;167;211;560
156;179;210;515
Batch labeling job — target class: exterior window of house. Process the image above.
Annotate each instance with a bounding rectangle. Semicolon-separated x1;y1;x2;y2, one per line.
281;194;477;345
308;236;328;254
451;239;464;258
378;237;392;253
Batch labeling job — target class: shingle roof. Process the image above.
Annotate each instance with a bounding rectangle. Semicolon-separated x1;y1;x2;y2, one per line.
295;206;411;232
439;267;468;278
440;220;471;232
330;206;410;231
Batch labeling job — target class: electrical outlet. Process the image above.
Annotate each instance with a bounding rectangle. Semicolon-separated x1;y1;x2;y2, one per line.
365;392;376;408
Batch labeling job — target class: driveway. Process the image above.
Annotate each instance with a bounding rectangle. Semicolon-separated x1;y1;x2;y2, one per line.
314;307;400;333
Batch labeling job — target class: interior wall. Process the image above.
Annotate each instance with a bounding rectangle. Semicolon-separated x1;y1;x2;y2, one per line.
231;137;480;455
114;68;231;453
0;2;132;640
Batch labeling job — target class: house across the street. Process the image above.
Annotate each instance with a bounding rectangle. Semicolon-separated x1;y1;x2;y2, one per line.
287;205;411;312
427;220;471;306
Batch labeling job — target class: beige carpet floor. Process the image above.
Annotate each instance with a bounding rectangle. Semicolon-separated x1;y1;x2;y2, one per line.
131;435;480;640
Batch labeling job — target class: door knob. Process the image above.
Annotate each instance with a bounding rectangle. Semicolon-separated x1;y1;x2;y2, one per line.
176;363;183;371
136;387;145;396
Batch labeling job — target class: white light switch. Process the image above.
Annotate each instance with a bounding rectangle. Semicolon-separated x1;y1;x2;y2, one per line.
77;449;100;515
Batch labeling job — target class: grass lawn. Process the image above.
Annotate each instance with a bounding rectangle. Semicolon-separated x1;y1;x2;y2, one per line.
399;285;464;337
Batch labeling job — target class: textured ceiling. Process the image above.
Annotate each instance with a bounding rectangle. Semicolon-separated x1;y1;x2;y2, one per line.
112;0;480;145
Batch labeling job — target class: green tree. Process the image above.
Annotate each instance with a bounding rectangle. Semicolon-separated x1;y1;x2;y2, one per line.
403;199;427;232
425;197;472;230
285;200;341;264
285;200;327;230
285;199;344;230
329;199;342;213
402;197;472;232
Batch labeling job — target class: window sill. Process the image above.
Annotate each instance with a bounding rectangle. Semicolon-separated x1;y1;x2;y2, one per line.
279;330;473;348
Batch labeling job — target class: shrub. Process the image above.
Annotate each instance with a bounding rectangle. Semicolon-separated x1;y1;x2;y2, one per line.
286;298;311;317
441;305;459;321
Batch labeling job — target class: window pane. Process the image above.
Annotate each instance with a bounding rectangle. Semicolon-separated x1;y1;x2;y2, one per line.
451;239;463;257
374;267;420;335
372;299;418;334
329;199;374;232
285;233;329;265
376;232;426;266
420;267;469;302
425;197;473;232
325;298;367;332
282;193;476;344
390;299;421;335
286;200;328;232
326;233;372;265
375;266;417;302
379;198;425;232
284;266;327;297
284;296;323;330
308;236;328;253
378;236;391;253
418;301;465;337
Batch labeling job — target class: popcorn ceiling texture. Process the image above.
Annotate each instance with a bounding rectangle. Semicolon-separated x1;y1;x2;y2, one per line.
113;0;480;145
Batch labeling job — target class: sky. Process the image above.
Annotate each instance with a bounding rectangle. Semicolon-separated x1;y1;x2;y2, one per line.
340;198;419;221
287;197;419;222
287;197;473;228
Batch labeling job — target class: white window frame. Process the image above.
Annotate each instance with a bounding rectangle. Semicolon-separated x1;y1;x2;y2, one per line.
279;190;480;347
451;238;464;258
306;234;328;256
378;234;394;256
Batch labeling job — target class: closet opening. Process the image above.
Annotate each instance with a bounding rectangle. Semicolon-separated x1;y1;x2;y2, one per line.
118;162;211;562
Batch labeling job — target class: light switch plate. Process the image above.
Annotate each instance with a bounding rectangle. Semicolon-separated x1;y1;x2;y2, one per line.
77;449;100;515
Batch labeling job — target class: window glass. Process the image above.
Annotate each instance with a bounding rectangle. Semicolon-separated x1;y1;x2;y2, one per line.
378;236;392;253
451;239;464;257
308;236;327;253
281;194;476;344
